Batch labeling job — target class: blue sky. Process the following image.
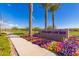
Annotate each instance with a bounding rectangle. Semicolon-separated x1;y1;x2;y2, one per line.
0;3;79;28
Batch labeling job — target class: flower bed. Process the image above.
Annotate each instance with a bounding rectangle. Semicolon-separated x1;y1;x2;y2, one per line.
60;37;79;56
20;35;79;56
48;41;64;53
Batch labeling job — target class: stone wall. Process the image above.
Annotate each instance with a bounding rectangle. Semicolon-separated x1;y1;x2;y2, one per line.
39;29;69;41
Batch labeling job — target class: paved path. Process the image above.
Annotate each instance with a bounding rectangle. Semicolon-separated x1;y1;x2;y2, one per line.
8;35;56;56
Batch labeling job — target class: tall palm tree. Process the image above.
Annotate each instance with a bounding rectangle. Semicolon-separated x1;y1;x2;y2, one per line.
50;3;59;29
29;3;33;37
45;4;48;31
41;3;51;31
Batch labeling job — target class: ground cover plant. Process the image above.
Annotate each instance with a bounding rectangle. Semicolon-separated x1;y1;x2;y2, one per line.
21;35;79;56
0;33;11;56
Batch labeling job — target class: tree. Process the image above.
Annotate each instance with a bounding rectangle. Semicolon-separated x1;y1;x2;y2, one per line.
33;27;41;31
47;26;57;30
26;27;29;31
11;27;18;31
41;3;51;31
50;3;59;29
29;3;33;37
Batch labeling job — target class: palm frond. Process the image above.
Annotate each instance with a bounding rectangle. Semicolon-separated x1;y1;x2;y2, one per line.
50;3;59;11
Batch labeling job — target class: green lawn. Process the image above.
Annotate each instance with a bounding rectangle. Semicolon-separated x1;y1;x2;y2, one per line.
12;29;79;37
12;29;39;36
69;31;79;36
0;34;11;56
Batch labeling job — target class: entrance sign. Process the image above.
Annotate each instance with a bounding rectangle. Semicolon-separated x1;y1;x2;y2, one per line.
39;29;69;41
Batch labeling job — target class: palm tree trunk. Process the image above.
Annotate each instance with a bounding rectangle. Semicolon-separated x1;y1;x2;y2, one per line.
29;3;33;37
52;12;55;30
45;4;48;31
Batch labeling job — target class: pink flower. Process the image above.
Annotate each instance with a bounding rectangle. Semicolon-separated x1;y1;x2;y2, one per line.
54;46;62;52
74;49;79;56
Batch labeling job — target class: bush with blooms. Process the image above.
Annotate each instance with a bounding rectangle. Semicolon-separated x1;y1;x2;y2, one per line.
48;41;63;53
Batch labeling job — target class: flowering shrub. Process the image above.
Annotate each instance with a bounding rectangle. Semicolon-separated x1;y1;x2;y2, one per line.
48;41;63;53
74;48;79;56
60;37;79;56
40;42;51;49
21;35;79;56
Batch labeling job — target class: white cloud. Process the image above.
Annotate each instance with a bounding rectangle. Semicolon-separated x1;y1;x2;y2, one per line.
0;20;19;29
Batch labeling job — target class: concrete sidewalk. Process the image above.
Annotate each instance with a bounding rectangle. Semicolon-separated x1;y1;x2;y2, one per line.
8;35;56;56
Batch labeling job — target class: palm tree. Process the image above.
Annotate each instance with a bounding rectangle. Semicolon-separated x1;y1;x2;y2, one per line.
45;4;48;31
41;3;51;31
50;3;59;29
29;3;33;37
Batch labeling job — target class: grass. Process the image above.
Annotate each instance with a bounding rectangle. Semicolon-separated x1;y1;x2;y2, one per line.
0;33;11;56
12;29;39;36
69;31;79;36
11;30;27;36
11;28;79;37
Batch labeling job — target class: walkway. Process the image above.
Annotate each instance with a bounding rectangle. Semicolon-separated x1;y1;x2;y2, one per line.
8;35;56;56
